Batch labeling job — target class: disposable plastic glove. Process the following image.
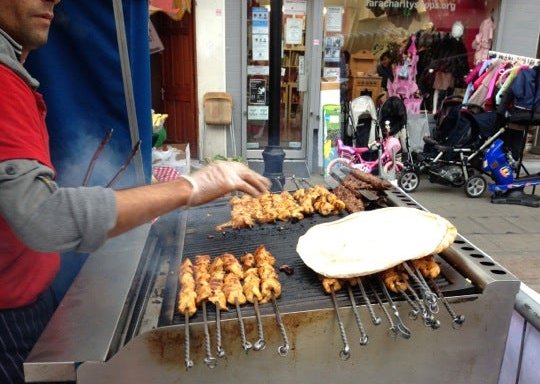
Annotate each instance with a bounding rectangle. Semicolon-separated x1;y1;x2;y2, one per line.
181;161;271;206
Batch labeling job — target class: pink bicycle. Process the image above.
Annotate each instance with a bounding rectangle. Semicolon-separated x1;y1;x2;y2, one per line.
326;121;404;179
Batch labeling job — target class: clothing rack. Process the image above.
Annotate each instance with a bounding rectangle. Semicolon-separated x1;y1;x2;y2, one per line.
488;50;539;66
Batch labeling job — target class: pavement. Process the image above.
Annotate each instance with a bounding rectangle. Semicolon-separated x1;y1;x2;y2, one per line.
299;154;540;294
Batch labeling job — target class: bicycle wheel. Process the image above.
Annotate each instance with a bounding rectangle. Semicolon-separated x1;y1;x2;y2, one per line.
326;157;352;176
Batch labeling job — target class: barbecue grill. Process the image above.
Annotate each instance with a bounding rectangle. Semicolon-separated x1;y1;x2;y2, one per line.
25;183;520;383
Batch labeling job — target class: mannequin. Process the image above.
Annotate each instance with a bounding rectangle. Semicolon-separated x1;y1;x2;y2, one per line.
432;21;468;114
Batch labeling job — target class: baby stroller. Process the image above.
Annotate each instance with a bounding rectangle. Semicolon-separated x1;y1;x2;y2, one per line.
397;98;502;197
327;96;407;180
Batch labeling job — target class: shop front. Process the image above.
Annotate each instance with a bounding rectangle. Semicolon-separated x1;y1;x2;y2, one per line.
238;0;501;174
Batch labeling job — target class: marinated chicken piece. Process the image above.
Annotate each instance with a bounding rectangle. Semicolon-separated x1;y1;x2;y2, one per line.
254;245;276;266
319;275;342;294
221;252;244;278
208;256;228;310
223;272;247;305
241;252;263;303
240;252;256;269
243;267;263;303
178;258;197;317
261;277;281;302
380;267;409;293
253;245;281;303
194;255;211;304
411;255;441;279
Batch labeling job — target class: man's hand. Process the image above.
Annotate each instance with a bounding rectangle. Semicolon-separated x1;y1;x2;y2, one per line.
182;161;271;206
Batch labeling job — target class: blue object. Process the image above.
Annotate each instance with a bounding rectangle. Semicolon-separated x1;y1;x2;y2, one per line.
25;0;152;300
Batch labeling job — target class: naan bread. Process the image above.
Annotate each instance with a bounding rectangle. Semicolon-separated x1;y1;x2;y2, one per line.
296;207;457;278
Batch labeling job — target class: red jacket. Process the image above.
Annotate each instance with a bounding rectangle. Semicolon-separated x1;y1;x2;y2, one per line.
0;64;60;309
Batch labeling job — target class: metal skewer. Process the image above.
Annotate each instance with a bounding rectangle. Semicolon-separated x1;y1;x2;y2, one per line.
106;140;141;188
184;314;194;369
356;277;381;325
234;298;252;352
406;285;439;329
398;288;420;320
346;284;369;345
252;299;267;351
379;278;412;339
330;289;351;360
271;294;290;356
214;304;225;358
368;279;397;338
402;262;438;311
201;302;217;368
83;128;113;186
428;278;465;329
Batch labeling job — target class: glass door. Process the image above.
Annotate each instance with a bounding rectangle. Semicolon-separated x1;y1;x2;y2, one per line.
245;0;309;160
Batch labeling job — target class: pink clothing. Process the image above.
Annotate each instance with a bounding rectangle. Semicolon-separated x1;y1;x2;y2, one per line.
472;17;495;65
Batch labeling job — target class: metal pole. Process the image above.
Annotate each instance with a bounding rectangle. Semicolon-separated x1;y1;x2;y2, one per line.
262;0;285;191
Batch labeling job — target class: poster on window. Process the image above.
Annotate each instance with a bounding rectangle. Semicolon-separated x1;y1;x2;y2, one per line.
324;35;343;63
252;7;269;34
249;79;267;105
285;18;303;45
325;7;343;32
284;0;306;15
248;106;269;120
252;34;269;61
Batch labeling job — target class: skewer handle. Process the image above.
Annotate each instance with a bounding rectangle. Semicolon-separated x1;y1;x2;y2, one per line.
184;315;194;369
272;295;290;356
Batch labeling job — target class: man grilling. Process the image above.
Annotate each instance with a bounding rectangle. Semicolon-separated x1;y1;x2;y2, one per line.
0;1;270;382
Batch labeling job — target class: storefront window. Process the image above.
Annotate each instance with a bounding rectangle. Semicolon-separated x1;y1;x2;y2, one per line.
246;1;307;152
321;0;498;112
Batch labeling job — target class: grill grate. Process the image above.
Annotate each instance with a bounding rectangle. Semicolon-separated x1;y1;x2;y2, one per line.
167;196;477;326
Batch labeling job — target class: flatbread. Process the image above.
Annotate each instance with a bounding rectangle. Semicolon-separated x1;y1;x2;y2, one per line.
296;207;457;278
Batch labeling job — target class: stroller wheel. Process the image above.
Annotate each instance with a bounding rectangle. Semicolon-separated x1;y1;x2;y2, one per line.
398;170;420;193
465;175;486;198
326;157;352;176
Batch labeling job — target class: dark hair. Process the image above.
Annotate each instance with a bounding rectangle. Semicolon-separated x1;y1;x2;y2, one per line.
380;51;391;61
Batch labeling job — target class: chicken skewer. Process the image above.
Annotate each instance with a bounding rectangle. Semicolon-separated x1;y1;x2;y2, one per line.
380;266;419;320
344;279;369;346
411;256;441;313
320;276;351;360
178;258;197;369
208;256;227;357
221;253;252;352
255;245;289;356
193;255;217;368
240;252;266;351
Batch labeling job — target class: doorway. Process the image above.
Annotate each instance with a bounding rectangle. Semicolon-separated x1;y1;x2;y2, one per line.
150;11;199;158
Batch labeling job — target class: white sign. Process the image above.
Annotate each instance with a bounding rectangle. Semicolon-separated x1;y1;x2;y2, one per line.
325;7;343;32
248;106;269;120
252;34;269;61
285;18;303;45
247;65;270;75
284;0;307;15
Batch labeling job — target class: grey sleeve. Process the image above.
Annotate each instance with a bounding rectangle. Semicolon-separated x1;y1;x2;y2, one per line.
0;159;117;253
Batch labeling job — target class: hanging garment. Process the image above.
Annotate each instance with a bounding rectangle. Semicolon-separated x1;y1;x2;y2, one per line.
472;17;496;65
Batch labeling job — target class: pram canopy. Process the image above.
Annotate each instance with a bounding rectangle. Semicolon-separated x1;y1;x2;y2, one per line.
349;95;378;147
378;96;408;136
431;103;499;150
